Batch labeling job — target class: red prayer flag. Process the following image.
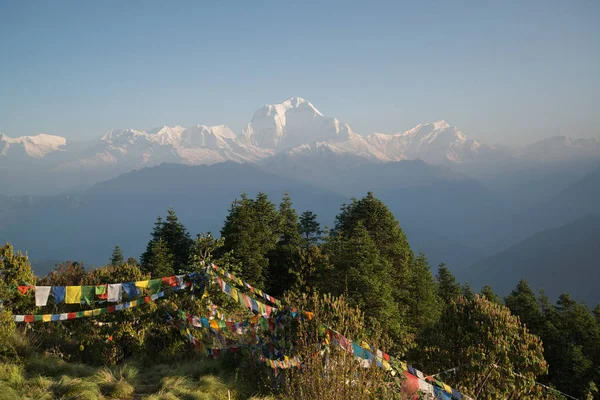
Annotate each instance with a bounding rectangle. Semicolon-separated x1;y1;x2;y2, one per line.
107;306;116;313
67;312;77;319
18;286;32;295
24;315;34;322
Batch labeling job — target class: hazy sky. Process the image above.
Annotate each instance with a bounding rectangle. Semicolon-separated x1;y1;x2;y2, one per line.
1;0;598;146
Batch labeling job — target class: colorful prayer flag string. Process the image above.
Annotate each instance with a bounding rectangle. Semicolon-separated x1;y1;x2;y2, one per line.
13;292;166;323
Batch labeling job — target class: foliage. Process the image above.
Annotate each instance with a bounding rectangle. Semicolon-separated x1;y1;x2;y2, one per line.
0;243;37;314
220;193;280;287
110;245;124;266
418;294;548;399
141;208;193;274
281;293;401;400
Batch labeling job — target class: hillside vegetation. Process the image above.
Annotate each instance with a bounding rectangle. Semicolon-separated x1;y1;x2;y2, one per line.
1;192;598;399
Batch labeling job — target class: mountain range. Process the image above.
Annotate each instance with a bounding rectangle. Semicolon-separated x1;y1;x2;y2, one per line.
2;97;600;304
3;97;600;196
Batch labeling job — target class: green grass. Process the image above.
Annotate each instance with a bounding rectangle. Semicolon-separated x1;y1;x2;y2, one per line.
0;355;272;400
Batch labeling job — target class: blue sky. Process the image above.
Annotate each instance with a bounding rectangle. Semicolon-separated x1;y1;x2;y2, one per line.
0;0;598;146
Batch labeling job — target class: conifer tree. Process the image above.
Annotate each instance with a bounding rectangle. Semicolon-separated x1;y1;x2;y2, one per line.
461;282;475;300
505;279;542;332
323;222;407;351
333;193;414;320
141;209;193;274
145;238;175;278
110;245;124;266
266;193;302;296
161;207;193;272
480;284;502;304
220;193;279;287
298;210;322;249
435;263;461;304
405;252;442;332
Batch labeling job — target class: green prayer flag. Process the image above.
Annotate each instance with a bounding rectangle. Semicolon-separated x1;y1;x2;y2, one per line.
100;307;107;314
95;285;106;295
76;311;84;318
34;315;43;322
259;318;269;331
81;286;95;305
148;279;162;294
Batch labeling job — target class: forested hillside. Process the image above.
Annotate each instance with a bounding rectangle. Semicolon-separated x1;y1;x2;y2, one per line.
1;192;598;399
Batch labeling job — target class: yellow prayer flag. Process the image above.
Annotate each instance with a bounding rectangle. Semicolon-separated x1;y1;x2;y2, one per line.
83;310;93;317
256;289;263;296
65;286;82;304
130;300;138;307
135;280;149;288
443;384;452;394
42;314;51;322
231;288;239;302
209;320;219;329
93;309;101;316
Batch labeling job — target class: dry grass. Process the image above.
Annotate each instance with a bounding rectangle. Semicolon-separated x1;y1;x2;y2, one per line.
0;355;270;400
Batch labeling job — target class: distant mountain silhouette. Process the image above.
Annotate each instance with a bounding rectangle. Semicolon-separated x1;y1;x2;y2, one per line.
465;214;600;305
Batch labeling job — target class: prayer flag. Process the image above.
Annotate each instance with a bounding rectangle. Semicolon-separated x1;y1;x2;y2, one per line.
148;279;162;294
65;286;82;304
52;286;66;303
34;286;51;306
108;284;122;302
122;282;139;298
81;286;95;305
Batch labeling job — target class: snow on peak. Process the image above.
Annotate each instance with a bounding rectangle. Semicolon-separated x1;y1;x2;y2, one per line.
0;133;67;158
240;97;331;149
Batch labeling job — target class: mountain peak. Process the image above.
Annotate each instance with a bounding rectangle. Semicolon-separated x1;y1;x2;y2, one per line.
432;120;450;129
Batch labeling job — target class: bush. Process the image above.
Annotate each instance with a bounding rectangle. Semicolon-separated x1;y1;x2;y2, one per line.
0;310;17;359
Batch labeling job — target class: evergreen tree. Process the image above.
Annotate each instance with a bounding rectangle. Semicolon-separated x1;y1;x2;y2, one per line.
298;210;322;249
141;210;193;274
405;252;442;332
333;193;414;322
145;238;175;278
323;222;407;352
480;284;502;304
141;216;164;269
435;263;461;304
266;193;302;296
220;193;279;287
161;207;193;272
505;279;542;332
110;245;124;266
461;282;474;300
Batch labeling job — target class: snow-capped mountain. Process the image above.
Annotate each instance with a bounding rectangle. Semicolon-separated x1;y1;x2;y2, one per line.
0;133;67;159
55;124;271;171
366;121;499;164
2;96;599;195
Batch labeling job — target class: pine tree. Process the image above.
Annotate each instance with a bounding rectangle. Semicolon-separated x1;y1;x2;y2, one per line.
146;238;174;278
461;282;475;300
505;279;542;332
110;245;124;266
161;207;193;273
141;216;164;270
333;193;414;321
405;252;442;333
323;222;406;348
480;285;502;304
298;210;322;249
435;263;461;304
220;193;279;287
140;210;193;274
266;193;302;296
